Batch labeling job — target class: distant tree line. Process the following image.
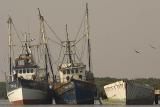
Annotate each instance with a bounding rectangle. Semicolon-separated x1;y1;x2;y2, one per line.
1;77;160;99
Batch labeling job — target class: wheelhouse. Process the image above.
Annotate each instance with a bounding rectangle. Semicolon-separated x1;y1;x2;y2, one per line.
13;54;39;80
59;63;86;83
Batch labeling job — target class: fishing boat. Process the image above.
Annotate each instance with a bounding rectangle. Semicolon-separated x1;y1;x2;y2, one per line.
53;4;96;104
104;80;155;105
6;13;53;105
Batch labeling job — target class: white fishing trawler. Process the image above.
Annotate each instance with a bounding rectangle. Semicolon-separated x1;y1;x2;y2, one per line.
6;11;53;105
104;80;155;105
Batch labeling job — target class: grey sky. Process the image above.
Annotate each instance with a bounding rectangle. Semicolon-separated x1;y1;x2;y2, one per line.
0;0;160;81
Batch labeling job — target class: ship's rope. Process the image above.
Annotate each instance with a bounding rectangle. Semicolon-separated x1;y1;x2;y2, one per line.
49;54;58;66
11;21;23;46
60;49;66;65
44;20;62;43
47;44;58;66
74;46;82;63
48;37;64;47
73;34;86;46
74;12;86;41
57;46;63;65
80;34;87;60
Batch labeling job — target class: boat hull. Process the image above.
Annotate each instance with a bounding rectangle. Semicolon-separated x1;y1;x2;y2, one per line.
104;81;154;105
7;79;52;105
53;79;96;104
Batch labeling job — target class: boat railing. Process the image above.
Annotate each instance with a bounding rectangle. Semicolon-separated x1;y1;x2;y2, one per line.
61;75;87;83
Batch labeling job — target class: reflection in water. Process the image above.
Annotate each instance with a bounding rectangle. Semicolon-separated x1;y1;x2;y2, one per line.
0;100;159;107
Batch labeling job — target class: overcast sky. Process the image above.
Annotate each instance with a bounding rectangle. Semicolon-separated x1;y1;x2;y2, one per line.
1;0;160;81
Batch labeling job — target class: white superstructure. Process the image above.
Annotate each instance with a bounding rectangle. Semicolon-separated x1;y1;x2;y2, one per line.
59;63;86;83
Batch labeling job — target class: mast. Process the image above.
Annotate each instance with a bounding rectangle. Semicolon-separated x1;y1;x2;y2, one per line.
7;17;12;75
38;8;48;80
65;24;73;65
24;33;30;56
38;8;54;81
86;3;91;72
46;45;55;81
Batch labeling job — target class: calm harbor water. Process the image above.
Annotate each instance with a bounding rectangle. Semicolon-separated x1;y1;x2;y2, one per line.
0;100;160;107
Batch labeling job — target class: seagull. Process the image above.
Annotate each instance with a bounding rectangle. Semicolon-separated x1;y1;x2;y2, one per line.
149;45;156;50
134;49;141;54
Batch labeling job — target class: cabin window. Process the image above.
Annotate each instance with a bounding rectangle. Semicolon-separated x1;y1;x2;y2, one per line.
63;70;66;74
75;69;78;73
79;75;82;79
67;69;70;74
23;69;26;73
18;60;25;65
19;69;22;74
71;69;74;74
27;69;30;73
31;69;33;73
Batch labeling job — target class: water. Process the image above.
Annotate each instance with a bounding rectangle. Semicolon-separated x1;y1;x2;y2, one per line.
0;100;160;107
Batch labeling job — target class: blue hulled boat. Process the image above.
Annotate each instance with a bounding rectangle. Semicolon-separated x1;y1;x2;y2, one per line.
53;3;96;104
54;79;95;104
53;60;96;104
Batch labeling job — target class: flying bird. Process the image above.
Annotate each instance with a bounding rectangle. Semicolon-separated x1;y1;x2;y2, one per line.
134;49;141;54
149;45;156;50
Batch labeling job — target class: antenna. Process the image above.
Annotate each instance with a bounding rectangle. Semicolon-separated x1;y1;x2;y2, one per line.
38;8;43;20
65;24;73;65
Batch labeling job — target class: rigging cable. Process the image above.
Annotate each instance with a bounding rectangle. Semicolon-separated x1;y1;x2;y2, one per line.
74;12;86;41
57;46;63;66
80;34;87;60
73;33;86;46
47;44;58;66
74;46;82;63
48;37;64;47
60;47;66;66
44;20;62;43
12;21;23;46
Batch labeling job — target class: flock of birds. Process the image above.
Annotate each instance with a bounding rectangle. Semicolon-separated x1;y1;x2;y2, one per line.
134;44;156;54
